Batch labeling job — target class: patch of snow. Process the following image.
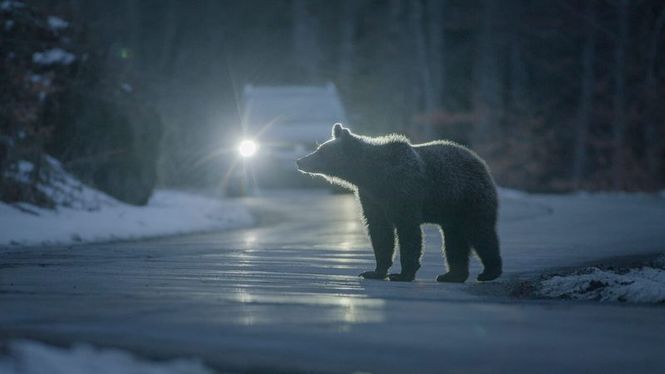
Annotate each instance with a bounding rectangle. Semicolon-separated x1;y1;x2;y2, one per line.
4;157;116;210
47;15;68;30
539;266;665;303
2;156;253;247
29;73;51;86
33;48;75;65
497;186;528;199
573;190;663;200
41;157;118;210
17;159;34;174
0;188;253;247
0;340;214;374
0;1;23;11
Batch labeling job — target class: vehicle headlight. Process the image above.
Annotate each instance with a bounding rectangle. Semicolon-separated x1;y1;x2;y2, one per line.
238;139;258;158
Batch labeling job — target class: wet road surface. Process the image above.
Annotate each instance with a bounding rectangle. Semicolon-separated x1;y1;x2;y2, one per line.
1;192;665;373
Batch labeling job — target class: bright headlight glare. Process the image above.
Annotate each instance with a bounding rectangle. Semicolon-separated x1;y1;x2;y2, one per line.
238;139;258;158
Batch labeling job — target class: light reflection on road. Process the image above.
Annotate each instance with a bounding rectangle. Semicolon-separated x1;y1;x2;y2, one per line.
173;192;492;326
230;288;386;325
4;191;665;372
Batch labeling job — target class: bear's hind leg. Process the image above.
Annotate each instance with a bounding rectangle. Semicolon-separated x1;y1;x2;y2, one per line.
437;227;470;283
470;227;502;282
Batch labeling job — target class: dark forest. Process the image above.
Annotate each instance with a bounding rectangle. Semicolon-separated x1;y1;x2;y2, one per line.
2;0;665;207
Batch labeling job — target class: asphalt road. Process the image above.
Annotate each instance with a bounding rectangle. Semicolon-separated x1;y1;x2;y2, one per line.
1;191;665;373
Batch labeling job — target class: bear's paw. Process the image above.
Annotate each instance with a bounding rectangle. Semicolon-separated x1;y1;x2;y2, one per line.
477;268;502;282
359;271;387;280
388;273;416;282
436;272;469;283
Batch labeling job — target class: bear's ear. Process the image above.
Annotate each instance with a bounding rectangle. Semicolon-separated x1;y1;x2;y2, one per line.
332;123;350;139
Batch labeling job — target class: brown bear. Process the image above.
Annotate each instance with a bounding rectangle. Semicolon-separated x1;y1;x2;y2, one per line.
296;123;502;283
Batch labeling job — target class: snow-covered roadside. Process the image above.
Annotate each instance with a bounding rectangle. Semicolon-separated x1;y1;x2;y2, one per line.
0;189;253;248
537;255;665;304
0;340;214;374
499;186;665;200
496;186;529;199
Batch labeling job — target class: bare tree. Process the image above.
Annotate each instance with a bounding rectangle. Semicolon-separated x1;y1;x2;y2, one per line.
292;0;320;81
644;3;665;186
508;0;528;113
427;0;446;111
572;1;597;189
611;0;628;190
124;0;142;70
158;0;180;77
472;0;502;147
410;0;433;119
384;0;415;129
337;1;360;87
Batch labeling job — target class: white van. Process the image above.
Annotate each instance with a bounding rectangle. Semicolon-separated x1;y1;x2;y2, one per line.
226;83;348;196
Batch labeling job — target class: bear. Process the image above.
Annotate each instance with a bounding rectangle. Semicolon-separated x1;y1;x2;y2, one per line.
296;123;502;283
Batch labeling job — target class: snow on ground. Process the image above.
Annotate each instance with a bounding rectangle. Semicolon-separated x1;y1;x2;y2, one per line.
1;158;253;247
0;189;253;248
0;340;214;374
18;157;118;211
538;256;665;303
46;15;68;30
32;48;75;65
0;1;24;11
496;187;529;199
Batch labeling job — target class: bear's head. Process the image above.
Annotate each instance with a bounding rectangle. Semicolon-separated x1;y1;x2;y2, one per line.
296;123;362;187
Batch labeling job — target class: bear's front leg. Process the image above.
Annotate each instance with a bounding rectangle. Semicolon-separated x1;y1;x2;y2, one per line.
359;196;395;280
389;223;423;282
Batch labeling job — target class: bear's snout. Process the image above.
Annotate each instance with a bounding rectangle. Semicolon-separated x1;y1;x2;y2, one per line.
295;157;308;172
296;154;319;173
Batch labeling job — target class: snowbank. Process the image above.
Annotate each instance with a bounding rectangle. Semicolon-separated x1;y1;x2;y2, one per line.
13;157;118;210
496;186;529;199
0;340;213;374
538;260;665;303
1;156;253;247
0;189;253;247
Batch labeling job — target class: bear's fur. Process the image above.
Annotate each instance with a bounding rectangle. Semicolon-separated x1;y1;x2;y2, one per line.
296;124;502;282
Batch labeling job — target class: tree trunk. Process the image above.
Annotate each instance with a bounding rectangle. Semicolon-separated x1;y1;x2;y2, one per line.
158;0;180;76
472;0;502;148
124;0;142;71
611;0;628;190
410;0;434;139
572;1;596;190
292;0;319;81
337;1;359;87
644;3;665;187
385;0;414;130
508;0;527;114
426;0;446;111
206;0;225;87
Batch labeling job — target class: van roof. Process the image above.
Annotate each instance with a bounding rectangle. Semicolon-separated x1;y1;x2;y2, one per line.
241;83;347;143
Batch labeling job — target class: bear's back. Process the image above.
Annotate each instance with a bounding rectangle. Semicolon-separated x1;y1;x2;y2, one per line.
412;141;497;216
